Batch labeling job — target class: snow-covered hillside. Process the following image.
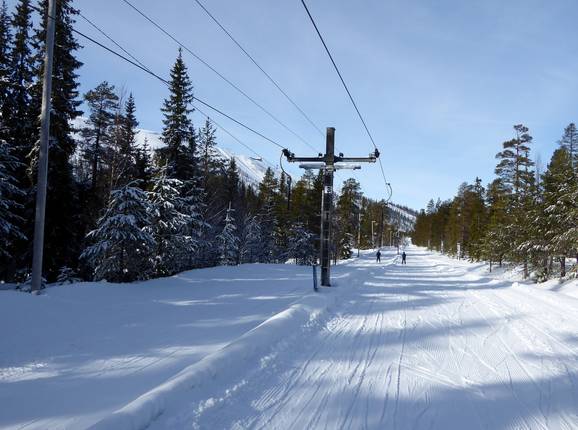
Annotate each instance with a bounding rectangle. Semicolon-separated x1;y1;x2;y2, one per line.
387;202;417;232
133;127;272;187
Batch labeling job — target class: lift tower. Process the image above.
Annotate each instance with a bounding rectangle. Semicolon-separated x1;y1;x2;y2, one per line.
284;127;378;286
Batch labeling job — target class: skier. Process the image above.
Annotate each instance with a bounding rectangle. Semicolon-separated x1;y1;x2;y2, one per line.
401;251;407;265
376;249;381;263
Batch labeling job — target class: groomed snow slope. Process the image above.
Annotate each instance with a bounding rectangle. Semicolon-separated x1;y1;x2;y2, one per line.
147;248;578;430
4;249;578;429
0;264;315;429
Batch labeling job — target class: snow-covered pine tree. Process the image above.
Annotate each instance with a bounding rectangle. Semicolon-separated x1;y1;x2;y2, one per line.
217;203;239;266
339;232;354;260
56;266;81;285
3;0;35;178
181;174;208;268
541;148;576;277
0;140;26;264
287;222;316;265
0;1;11;123
148;168;195;276
81;184;155;282
239;215;262;264
258;198;279;263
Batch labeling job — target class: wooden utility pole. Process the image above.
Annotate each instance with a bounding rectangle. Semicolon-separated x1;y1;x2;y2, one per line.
31;0;57;292
284;127;378;287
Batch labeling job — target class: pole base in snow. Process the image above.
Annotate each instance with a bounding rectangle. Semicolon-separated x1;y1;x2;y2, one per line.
313;265;319;291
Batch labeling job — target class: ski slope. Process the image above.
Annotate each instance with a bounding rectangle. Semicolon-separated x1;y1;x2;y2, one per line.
3;249;578;429
148;248;578;430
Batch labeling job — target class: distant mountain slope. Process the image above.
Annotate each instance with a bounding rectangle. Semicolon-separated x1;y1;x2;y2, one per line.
387;202;417;232
134;127;273;187
72;118;273;187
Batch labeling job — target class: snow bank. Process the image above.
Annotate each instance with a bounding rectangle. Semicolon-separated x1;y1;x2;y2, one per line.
89;290;340;430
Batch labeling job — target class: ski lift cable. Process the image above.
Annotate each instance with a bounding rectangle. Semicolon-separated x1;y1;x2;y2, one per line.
299;0;391;195
120;0;321;155
191;0;325;138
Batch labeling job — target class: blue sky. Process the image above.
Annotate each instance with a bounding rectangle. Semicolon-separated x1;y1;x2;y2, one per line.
9;0;578;209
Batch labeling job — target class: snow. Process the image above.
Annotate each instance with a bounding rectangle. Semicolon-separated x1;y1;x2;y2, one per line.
3;248;578;429
0;264;314;429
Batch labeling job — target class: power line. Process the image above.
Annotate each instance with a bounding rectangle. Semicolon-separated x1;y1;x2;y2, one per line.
68;24;286;150
76;14;279;172
120;0;319;154
78;11;149;73
299;0;390;191
191;0;324;138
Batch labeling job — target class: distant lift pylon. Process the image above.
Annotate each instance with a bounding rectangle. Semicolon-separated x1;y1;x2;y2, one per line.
283;127;378;287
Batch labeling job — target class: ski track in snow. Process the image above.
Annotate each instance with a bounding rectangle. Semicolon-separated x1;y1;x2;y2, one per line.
151;248;578;430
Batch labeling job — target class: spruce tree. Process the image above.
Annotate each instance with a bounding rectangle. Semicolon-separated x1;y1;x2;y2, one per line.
258;198;279;263
158;49;196;181
198;117;224;190
113;93;139;185
217;204;239;266
0;140;26;268
0;0;11;119
335;178;362;258
81;184;155;282
559;123;578;170
225;157;240;206
287;222;316;265
81;81;119;190
240;215;262;264
466;177;487;260
4;0;35;175
181;174;207;268
541;148;576;277
134;138;153;190
148;168;195;276
258;167;278;207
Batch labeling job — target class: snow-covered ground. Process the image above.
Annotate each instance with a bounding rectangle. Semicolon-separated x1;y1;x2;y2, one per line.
3;248;578;429
0;264;313;429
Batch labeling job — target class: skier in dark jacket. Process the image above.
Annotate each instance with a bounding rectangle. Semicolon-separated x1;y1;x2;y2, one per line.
376;250;381;263
402;251;407;265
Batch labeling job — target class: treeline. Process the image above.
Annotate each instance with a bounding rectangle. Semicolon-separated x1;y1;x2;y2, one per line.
0;0;402;285
413;123;578;280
